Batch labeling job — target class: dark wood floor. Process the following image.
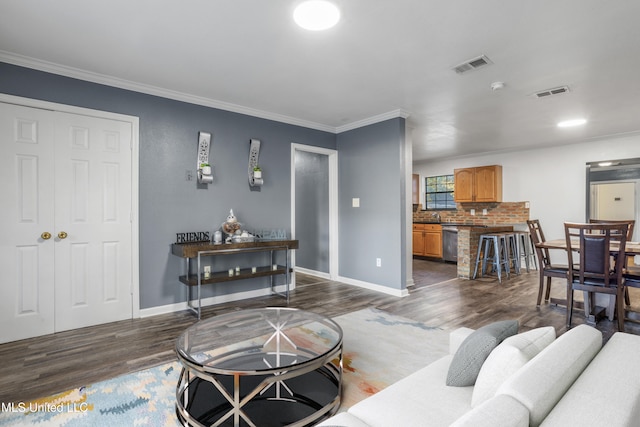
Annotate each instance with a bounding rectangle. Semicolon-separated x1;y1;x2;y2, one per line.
2;259;640;404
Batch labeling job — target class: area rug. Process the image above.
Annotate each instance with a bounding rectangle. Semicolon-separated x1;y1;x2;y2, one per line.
0;308;449;426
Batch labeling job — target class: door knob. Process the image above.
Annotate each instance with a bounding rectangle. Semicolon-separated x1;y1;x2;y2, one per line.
58;231;68;239
41;232;52;240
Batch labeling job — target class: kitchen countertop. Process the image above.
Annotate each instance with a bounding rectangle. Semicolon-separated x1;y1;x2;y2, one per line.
414;221;526;228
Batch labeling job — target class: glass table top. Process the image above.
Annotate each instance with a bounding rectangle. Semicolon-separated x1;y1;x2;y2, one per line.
176;307;343;374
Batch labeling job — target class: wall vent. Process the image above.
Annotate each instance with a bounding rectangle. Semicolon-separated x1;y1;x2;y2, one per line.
452;55;493;74
534;86;570;98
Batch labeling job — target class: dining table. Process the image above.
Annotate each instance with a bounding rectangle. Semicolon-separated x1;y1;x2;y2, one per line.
536;239;640;255
535;238;640;323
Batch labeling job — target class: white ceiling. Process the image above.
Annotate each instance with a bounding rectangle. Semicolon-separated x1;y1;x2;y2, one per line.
2;0;640;162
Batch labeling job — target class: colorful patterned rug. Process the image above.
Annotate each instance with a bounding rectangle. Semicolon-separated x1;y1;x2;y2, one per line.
0;308;449;426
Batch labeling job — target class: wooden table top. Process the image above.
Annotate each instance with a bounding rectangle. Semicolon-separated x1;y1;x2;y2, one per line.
171;239;299;258
538;239;640;256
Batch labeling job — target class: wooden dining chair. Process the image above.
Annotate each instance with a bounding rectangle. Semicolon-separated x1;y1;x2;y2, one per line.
623;266;640;321
589;219;635;305
527;219;570;306
565;222;629;331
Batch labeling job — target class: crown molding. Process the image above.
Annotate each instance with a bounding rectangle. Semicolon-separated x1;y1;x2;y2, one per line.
335;109;411;134
0;50;411;136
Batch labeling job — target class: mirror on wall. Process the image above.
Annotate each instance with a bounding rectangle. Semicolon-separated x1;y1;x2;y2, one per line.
586;157;640;242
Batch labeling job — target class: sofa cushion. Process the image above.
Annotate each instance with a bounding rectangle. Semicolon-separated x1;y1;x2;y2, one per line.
450;394;529;427
348;355;474;427
446;320;519;386
497;324;602;427
471;326;556;407
541;331;640;427
316;411;372;427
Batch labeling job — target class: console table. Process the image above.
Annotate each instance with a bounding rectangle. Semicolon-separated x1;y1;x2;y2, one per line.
171;240;299;319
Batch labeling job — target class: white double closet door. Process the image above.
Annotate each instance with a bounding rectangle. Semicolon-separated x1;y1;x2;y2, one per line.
0;100;135;344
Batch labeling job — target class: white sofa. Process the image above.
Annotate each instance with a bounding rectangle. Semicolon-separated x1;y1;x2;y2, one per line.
318;324;640;427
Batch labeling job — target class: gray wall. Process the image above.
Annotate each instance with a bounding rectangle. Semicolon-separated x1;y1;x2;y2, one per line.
295;150;330;273
337;118;407;290
0;62;336;309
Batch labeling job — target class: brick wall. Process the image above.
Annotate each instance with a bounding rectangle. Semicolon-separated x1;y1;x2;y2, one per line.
413;201;530;226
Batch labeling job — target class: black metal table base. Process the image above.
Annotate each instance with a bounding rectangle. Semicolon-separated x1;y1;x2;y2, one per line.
177;366;340;427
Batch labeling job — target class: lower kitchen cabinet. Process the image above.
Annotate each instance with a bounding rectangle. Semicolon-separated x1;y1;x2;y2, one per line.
413;223;443;258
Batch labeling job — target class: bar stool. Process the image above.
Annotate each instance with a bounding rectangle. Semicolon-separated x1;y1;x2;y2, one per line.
498;232;520;275
513;231;537;273
473;233;511;282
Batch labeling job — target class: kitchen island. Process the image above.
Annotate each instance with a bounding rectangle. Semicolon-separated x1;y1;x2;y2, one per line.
455;225;514;278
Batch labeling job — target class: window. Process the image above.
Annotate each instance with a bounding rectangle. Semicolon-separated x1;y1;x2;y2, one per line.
425;174;455;210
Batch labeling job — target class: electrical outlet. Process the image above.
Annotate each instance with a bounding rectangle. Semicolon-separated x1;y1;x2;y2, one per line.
185;169;194;181
204;265;211;278
482;208;488;215
470;208;475;216
376;258;382;267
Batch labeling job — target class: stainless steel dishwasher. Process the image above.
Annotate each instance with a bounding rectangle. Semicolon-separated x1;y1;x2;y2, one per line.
442;226;458;263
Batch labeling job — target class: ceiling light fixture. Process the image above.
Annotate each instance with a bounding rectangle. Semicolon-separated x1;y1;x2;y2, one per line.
294;1;340;31
557;118;587;128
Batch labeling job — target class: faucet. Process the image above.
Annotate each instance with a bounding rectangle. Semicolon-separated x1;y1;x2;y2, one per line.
431;212;441;223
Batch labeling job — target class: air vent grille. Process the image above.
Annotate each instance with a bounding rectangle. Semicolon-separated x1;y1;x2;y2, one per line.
534;86;570;98
452;55;493;74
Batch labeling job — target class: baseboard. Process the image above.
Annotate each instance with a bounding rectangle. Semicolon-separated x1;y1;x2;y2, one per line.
139;283;294;318
294;266;331;280
336;275;409;297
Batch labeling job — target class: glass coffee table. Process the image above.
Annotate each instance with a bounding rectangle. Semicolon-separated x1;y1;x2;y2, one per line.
175;307;343;427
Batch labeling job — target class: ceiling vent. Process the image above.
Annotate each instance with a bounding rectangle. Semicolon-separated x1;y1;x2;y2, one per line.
452;55;493;74
534;85;570;98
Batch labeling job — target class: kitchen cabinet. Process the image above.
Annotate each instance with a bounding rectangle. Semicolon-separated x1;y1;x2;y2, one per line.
413;224;443;258
454;165;502;202
412;173;420;204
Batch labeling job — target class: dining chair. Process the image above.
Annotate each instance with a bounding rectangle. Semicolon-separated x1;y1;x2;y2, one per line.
588;219;635;305
565;222;629;331
527;219;569;306
623;263;640;313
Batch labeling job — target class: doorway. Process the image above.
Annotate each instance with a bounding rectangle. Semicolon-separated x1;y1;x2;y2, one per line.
291;144;338;279
590;180;638;241
0;95;139;344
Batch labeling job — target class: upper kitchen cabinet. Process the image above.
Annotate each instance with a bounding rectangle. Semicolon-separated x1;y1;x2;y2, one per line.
454;165;502;203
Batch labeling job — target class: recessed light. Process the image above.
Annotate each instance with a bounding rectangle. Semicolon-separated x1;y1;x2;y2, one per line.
294;1;340;31
557;118;587;128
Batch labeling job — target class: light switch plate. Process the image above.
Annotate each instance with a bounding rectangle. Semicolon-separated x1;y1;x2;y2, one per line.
352;198;360;208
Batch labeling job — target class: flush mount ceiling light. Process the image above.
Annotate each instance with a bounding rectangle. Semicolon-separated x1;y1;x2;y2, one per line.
294;1;340;31
557;118;587;128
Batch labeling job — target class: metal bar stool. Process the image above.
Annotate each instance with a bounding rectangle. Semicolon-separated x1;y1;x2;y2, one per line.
514;231;537;273
473;233;511;282
504;232;520;275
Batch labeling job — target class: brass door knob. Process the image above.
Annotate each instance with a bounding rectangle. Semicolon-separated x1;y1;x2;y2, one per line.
58;231;68;239
41;232;52;240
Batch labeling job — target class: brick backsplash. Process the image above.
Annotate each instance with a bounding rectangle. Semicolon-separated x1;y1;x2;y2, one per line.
413;202;530;225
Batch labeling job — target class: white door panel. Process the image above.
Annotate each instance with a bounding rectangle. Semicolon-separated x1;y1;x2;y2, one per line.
0;103;56;342
0;103;133;343
53;112;132;332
